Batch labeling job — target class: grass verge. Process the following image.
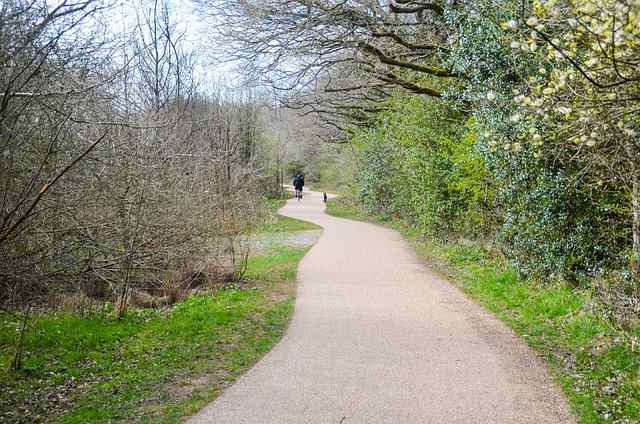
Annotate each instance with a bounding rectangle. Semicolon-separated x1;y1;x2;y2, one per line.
326;199;640;423
0;212;320;423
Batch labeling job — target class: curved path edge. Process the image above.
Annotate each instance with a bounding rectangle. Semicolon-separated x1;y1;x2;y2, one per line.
188;188;575;423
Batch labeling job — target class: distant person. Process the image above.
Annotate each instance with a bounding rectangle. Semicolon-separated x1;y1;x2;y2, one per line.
323;192;327;203
293;174;305;200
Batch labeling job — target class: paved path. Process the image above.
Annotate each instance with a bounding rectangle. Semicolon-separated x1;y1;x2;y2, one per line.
188;189;575;423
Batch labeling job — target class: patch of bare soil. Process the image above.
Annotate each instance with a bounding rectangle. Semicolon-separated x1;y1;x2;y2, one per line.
170;376;213;400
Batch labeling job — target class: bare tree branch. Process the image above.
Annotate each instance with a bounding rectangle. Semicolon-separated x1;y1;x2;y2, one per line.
0;132;108;245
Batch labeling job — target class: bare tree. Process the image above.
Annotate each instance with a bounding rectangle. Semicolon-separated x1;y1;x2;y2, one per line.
1;0;279;320
195;0;458;121
132;0;196;114
0;0;116;305
82;5;269;316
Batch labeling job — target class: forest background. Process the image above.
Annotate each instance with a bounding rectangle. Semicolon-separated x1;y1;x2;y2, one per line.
1;0;640;422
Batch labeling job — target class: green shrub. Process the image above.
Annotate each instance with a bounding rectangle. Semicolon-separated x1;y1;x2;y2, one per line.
353;96;494;239
489;151;628;285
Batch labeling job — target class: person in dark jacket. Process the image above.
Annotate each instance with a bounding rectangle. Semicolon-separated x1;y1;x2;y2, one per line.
293;175;304;199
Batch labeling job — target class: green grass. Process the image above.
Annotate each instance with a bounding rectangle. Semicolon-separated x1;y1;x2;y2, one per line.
0;214;317;423
258;214;322;233
322;198;369;221
326;200;640;423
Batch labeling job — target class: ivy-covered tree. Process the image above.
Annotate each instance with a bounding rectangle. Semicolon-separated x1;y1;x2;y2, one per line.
495;0;640;277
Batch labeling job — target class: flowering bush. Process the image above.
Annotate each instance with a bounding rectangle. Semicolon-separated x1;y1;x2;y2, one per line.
479;0;640;279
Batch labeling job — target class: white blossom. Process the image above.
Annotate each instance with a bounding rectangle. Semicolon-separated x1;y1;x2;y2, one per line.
585;57;599;67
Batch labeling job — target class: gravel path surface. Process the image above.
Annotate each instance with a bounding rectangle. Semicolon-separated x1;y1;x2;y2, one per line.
188;189;575;423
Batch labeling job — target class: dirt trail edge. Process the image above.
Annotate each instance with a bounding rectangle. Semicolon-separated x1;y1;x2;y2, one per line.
188;189;575;423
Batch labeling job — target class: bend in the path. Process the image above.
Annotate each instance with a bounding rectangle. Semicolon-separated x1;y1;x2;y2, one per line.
189;188;575;423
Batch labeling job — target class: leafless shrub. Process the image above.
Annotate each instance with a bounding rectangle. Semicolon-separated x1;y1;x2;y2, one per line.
595;273;640;331
0;0;278;319
56;292;97;317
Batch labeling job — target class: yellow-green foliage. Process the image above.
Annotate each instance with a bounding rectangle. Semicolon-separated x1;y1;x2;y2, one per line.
353;96;494;239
